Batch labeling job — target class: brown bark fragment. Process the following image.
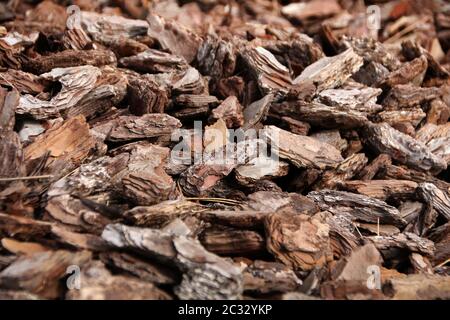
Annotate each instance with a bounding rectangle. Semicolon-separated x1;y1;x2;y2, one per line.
265;212;331;271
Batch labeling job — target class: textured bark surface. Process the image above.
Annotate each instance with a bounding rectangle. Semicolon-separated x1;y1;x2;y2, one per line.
147;14;201;63
417;183;450;221
384;274;450;300
340;180;418;201
271;100;369;129
200;228;265;256
367;232;435;257
210;96;244;129
17;66;102;119
0;250;91;299
127;75;169;115
24;115;97;175
23;49;117;75
125;200;206;228
243;260;303;294
241;46;292;95
2;0;450;301
265;212;331;271
263;125;343;169
364;122;447;174
101;113;181;142
293;48;363;91
308;190;407;227
66;260;171;300
313;153;367;190
120;48;187;73
102;223;243;299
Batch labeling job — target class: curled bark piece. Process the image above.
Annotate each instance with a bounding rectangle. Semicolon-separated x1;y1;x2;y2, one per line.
363;122;447;174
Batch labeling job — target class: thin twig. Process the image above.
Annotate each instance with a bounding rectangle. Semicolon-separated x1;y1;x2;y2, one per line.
434;258;450;269
0;175;54;182
184;197;241;205
377;217;380;237
354;223;363;238
384;17;427;44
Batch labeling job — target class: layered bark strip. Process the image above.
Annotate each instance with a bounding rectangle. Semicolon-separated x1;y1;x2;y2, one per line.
0;0;450;301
